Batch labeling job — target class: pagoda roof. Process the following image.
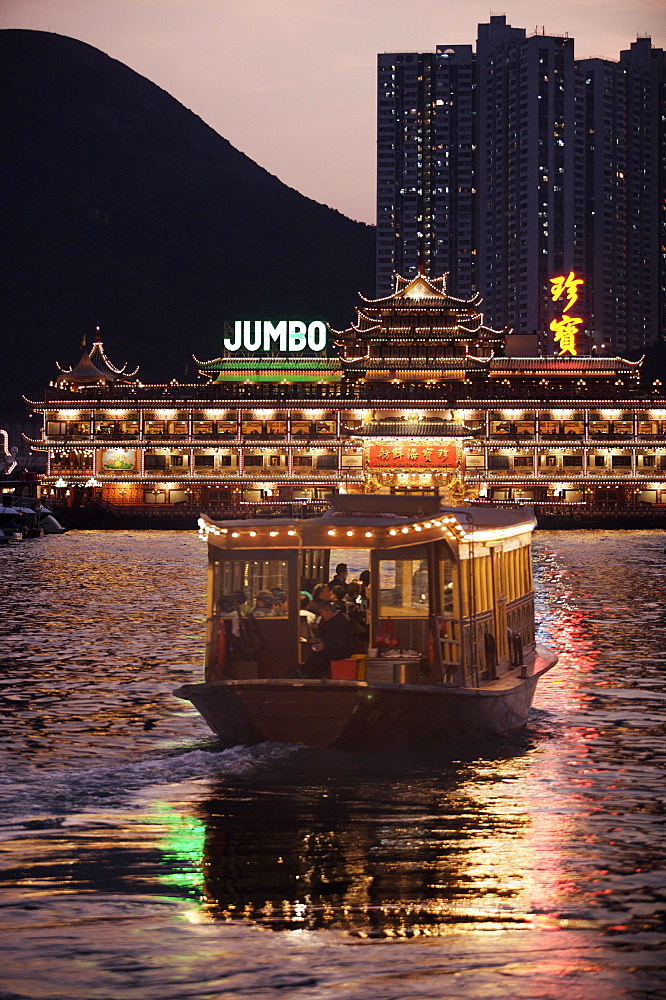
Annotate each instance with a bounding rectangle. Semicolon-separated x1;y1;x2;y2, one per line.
359;271;483;309
56;337;140;383
56;351;111;383
349;420;476;438
195;355;342;383
488;356;642;373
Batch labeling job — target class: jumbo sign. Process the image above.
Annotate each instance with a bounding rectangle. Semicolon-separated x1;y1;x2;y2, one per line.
223;320;327;354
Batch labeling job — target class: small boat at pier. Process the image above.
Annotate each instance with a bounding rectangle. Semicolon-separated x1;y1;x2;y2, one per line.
174;495;556;749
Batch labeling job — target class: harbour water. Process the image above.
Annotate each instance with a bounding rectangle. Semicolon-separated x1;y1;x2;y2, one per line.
0;529;664;999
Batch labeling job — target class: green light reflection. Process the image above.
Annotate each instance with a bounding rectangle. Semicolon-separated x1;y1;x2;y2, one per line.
143;802;206;898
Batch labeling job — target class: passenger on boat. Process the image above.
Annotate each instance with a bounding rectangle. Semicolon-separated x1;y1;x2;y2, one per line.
329;584;348;613
311;582;334;604
344;581;369;649
250;591;279;617
359;569;371;609
270;588;288;616
328;563;349;592
299;593;316;644
300;599;354;679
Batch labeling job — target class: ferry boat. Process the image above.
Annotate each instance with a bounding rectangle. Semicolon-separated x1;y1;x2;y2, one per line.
174;495;556;748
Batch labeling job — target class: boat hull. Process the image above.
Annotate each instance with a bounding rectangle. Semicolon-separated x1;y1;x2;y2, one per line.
174;646;556;749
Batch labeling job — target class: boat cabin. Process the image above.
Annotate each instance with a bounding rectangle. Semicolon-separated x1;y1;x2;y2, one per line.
198;495;537;688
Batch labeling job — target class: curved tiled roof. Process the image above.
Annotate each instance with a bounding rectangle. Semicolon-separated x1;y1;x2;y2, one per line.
349;421;475;438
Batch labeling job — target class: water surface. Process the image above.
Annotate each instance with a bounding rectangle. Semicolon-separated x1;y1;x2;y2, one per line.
0;529;664;999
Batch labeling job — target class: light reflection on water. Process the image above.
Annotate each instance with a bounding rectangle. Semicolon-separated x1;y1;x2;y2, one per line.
0;529;665;999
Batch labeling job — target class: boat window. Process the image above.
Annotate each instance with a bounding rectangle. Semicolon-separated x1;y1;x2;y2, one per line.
329;548;370;582
214;559;289;619
378;557;429;617
440;557;454;615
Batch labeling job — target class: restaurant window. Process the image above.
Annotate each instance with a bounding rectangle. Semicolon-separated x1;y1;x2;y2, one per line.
69;422;91;436
638;422;657;435
613;421;632;436
291;421;311;436
95;421;117;437
194;454;215;467
144;421;165;436
219;454;234;467
315;420;336;435
293;455;313;467
167;420;188;435
242;420;263;435
589;421;609;435
217;421;237;436
145;454;166;469
563;455;583;466
47;421;67;437
641;455;656;467
170;454;186;467
378;557;430;617
593;455;606;466
244;455;263;467
611;455;631;467
514;456;533;467
193;421;213;436
119;420;139;436
266;421;287;435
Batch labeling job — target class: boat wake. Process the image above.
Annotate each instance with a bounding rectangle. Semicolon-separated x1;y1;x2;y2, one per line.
0;740;300;830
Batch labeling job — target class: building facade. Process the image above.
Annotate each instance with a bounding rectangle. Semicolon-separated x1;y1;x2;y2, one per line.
376;17;665;354
24;274;666;513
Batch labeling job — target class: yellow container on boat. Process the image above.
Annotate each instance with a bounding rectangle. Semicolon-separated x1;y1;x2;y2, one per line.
351;653;367;680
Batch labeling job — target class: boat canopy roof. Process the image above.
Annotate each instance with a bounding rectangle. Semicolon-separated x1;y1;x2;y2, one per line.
198;501;536;555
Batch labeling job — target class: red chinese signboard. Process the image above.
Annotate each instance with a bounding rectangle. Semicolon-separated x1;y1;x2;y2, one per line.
368;443;457;468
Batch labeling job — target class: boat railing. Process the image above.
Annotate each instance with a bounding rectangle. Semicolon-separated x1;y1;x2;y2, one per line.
432;614;465;686
505;594;536;654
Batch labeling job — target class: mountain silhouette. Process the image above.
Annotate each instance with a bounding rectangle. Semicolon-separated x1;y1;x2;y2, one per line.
0;29;374;415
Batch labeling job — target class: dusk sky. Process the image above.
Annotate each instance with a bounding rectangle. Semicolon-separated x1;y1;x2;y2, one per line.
3;0;664;224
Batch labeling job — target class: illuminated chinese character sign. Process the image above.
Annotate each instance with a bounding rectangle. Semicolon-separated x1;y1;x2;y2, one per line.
368;443;457;468
549;272;584;356
223;320;327;356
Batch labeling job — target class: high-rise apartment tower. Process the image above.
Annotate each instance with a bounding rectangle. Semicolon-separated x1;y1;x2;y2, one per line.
376;16;665;354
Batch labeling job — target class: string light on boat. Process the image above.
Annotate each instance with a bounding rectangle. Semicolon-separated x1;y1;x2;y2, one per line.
287;530;296;536
269;530;278;537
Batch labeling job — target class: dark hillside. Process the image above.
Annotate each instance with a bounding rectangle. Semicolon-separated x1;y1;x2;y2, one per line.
0;29;374;414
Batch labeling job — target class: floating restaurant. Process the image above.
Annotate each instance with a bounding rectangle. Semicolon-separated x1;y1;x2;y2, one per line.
24;272;666;513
